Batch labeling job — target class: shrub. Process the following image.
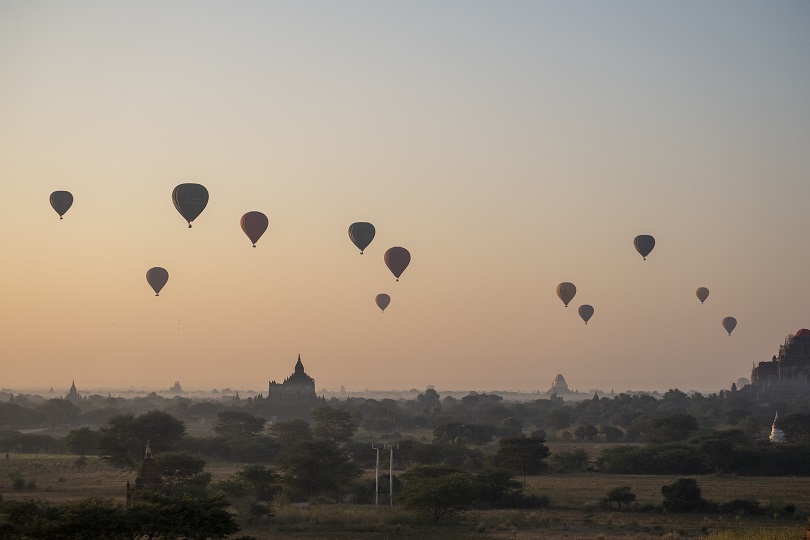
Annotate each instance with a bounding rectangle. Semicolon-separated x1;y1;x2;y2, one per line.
661;478;711;513
718;499;766;516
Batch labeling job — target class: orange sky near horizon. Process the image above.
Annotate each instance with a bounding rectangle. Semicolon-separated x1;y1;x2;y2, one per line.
1;1;809;394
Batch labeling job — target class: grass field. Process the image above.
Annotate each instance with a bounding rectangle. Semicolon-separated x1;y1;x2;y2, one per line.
1;454;807;539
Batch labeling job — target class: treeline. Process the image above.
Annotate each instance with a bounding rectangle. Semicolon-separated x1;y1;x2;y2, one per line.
5;386;810;441
3;387;810;478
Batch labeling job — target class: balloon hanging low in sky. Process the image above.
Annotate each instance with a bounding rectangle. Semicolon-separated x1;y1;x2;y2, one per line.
49;191;73;219
634;235;655;260
578;304;594;324
172;183;209;228
348;222;375;254
384;247;411;281
722;316;737;336
146;267;169;296
240;211;269;247
556;282;576;307
375;293;390;312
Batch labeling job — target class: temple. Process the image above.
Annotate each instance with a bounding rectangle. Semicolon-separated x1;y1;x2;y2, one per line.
549;374;571;395
750;329;810;397
126;441;162;506
268;355;318;403
66;381;81;403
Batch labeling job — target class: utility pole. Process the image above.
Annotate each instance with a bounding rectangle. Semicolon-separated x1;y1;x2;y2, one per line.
388;443;396;507
372;443;398;507
371;444;380;506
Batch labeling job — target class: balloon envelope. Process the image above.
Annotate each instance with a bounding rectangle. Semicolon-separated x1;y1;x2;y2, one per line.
375;293;390;312
634;235;655;260
578;304;594;324
50;191;73;219
348;222;375;254
240;211;269;247
146;267;169;296
722;316;737;336
696;287;710;304
556;282;576;307
384;247;411;281
172;183;209;227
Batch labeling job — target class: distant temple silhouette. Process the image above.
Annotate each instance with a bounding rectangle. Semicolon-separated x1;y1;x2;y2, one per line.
66;381;81;403
256;355;324;419
268;355;317;402
549;374;571;394
750;328;810;397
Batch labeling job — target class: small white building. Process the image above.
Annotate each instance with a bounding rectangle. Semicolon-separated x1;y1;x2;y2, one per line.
769;412;786;444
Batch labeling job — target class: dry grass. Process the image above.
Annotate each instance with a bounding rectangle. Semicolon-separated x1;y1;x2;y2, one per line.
524;473;810;511
706;529;805;540
1;455;807;539
0;453;130;503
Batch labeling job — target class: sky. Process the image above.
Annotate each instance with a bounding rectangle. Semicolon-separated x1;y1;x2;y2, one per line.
1;1;809;394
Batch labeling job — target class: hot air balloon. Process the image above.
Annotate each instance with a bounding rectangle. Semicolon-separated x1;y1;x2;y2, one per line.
722;316;737;336
348;222;375;254
375;293;391;312
146;267;169;296
578;304;594;324
172;183;209;228
240;211;269;247
50;191;73;219
634;235;655;260
384;247;411;281
696;287;709;305
556;282;576;307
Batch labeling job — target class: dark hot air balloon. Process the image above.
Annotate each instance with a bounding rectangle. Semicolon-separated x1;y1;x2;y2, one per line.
722;316;737;336
172;183;209;228
146;267;169;296
578;304;594;324
556;282;576;307
348;222;375;254
375;293;390;312
696;287;709;305
50;191;73;219
634;235;655;260
384;247;411;281
240;211;269;247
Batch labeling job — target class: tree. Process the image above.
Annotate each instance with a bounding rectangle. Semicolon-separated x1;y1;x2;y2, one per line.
268;419;312;446
548;449;589;473
417;388;441;415
646;414;699;444
661;478;705;512
98;411;186;469
574;423;598;441
433;421;465;443
213;411;266;438
128;491;239;539
778;413;810;443
500;417;523;437
399;464;475;521
311;405;355;445
494;437;549;486
64;427;100;457
547;407;572;430
154;452;210;492
38;399;81;427
600;425;624;442
602;485;636;510
234;464;280;502
276;439;360;500
473;467;524;507
56;498;132;539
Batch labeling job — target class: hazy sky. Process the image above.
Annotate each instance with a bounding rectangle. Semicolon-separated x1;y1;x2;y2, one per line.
2;1;809;394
